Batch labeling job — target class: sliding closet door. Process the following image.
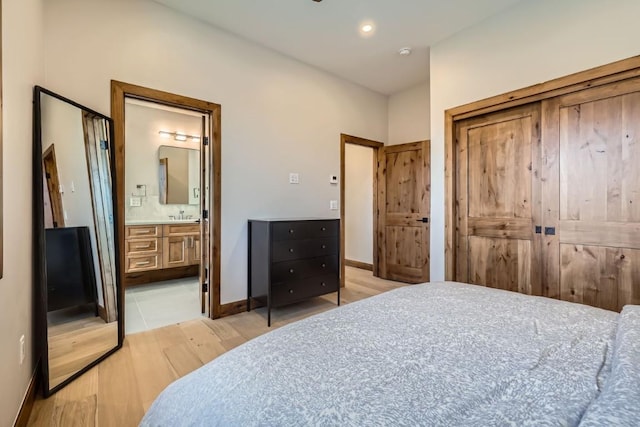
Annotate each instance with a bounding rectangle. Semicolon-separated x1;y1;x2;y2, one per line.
542;78;640;310
456;104;542;295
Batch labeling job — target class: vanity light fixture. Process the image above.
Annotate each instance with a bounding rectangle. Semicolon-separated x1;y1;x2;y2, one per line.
158;130;201;143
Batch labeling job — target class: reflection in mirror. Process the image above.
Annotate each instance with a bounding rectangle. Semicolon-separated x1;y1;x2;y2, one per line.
35;87;120;394
158;145;199;205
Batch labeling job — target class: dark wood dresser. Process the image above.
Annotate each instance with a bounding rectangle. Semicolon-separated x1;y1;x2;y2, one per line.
247;218;340;326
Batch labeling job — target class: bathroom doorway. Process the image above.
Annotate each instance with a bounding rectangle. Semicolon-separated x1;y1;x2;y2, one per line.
111;82;221;336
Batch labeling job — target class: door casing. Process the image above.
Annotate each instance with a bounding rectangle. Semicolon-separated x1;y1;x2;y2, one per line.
340;134;383;286
111;81;222;340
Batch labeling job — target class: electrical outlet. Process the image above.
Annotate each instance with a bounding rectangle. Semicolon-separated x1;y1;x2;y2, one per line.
19;335;25;365
289;173;300;184
130;196;142;207
329;200;338;210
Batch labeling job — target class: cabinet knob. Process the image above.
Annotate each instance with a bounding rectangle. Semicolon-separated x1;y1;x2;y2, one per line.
289;268;294;274
289;289;294;294
321;227;326;231
289;229;294;234
289;248;294;253
321;263;326;268
321;282;326;287
321;244;326;249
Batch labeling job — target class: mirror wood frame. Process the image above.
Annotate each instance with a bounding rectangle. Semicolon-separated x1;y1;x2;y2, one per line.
33;86;123;397
110;80;222;321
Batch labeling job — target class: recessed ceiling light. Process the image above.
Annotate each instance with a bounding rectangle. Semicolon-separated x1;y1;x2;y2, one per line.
361;24;373;33
398;47;412;56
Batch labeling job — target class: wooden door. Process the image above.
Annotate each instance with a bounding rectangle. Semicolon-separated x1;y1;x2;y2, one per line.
542;77;640;310
42;145;65;228
377;141;430;283
189;234;201;266
162;236;189;268
455;104;542;295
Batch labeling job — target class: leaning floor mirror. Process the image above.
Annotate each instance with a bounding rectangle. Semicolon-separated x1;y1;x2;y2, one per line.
33;86;122;396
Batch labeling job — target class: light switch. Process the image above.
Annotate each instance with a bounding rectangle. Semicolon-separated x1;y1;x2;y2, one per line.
130;196;142;207
329;175;338;184
329;200;338;210
289;173;300;184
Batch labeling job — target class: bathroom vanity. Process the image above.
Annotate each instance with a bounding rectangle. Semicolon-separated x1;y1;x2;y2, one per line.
124;220;200;286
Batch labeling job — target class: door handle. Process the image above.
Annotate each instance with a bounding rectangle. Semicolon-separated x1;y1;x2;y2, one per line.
416;218;429;223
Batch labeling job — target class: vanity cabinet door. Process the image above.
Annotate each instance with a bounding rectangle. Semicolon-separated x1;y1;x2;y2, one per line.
188;234;201;266
163;236;189;268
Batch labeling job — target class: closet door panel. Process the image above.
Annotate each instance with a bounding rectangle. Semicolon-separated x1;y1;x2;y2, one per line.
469;236;532;294
456;104;542;294
547;78;640;310
560;244;640;312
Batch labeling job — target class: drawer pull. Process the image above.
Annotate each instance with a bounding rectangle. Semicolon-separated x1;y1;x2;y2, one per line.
321;263;326;268
321;227;326;231
135;244;152;249
289;248;294;253
289;229;294;234
135;261;151;266
321;244;326;249
321;282;326;287
289;268;295;274
288;289;294;294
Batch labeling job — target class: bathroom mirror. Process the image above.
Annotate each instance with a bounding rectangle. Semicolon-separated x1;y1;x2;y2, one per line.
158;145;200;205
33;86;122;396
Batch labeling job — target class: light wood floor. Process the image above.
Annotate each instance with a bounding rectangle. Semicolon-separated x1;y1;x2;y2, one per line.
48;317;118;389
28;267;407;427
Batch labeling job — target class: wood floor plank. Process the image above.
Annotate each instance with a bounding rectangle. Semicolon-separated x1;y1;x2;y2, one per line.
28;267;407;426
96;341;144;427
179;320;228;364
126;332;178;411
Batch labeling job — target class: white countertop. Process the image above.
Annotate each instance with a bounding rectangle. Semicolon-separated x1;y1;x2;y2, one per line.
125;219;200;225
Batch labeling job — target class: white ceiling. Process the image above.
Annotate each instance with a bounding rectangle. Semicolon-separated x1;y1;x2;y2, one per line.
153;0;524;95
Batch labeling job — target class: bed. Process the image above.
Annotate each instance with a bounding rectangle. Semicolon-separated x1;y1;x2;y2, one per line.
140;282;640;426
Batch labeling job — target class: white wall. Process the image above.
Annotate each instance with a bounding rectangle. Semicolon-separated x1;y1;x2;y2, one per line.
388;81;430;145
429;0;640;280
1;0;44;424
124;102;201;222
345;144;373;265
43;0;388;303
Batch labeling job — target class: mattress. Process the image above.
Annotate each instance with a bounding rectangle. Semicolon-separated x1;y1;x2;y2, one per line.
141;282;640;426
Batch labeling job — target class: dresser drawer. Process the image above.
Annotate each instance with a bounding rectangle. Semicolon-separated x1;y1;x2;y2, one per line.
271;274;339;307
127;254;161;272
271;255;339;283
272;220;339;241
126;225;161;239
125;238;159;254
271;237;338;262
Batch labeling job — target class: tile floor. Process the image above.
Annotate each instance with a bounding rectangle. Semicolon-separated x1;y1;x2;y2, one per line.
125;277;204;334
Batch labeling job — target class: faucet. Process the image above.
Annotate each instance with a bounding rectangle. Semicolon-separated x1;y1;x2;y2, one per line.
179;210;185;220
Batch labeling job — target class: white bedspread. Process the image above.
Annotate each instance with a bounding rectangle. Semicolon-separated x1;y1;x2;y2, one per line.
141;282;638;426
